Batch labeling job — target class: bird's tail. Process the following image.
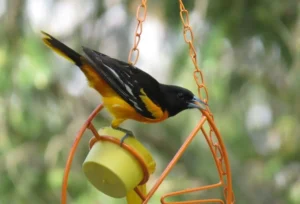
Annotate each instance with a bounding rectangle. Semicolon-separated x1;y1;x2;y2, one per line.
41;31;82;66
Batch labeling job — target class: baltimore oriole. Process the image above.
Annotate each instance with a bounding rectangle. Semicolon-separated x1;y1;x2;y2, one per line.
42;31;207;143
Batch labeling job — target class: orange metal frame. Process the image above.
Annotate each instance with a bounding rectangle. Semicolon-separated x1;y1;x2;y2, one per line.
61;104;234;204
60;0;235;203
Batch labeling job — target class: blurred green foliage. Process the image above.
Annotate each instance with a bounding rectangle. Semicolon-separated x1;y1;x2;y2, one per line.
1;0;300;203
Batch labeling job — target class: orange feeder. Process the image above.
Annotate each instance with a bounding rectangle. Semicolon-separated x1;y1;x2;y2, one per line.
61;0;235;203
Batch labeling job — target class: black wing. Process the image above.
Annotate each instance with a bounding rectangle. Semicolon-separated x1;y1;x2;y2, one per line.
82;47;164;119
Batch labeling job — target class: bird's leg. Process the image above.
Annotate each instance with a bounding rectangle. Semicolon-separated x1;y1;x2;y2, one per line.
111;126;135;146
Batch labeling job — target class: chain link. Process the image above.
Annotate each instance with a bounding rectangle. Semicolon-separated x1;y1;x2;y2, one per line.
128;0;148;65
178;0;209;103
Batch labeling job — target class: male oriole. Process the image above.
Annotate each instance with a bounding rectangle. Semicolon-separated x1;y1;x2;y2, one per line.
42;31;207;143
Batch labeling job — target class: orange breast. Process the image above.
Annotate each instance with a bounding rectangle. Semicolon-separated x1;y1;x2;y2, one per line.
103;96;169;125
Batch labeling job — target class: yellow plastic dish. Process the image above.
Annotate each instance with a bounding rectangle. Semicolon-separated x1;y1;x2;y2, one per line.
82;127;156;198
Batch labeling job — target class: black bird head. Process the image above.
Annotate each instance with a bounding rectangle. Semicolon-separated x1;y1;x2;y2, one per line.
160;84;207;117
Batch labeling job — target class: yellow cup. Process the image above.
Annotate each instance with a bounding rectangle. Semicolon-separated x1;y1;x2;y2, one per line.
82;127;156;198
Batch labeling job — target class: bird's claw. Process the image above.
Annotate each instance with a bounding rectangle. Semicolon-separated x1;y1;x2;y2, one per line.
111;126;135;147
119;133;134;147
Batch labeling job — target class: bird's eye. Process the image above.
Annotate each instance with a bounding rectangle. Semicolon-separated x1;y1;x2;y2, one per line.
177;93;184;99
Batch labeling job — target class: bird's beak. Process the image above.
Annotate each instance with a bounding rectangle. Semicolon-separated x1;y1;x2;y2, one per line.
188;96;208;110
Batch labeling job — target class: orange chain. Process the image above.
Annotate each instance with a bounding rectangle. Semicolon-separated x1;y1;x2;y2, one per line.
178;0;209;103
178;0;234;203
128;0;148;65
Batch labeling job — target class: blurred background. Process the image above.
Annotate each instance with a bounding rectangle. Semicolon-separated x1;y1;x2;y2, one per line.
1;0;300;203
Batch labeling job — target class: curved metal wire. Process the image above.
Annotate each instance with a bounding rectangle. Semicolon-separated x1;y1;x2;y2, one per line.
61;104;104;204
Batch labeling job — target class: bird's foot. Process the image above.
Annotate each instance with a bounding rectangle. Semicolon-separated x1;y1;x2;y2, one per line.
111;126;135;147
